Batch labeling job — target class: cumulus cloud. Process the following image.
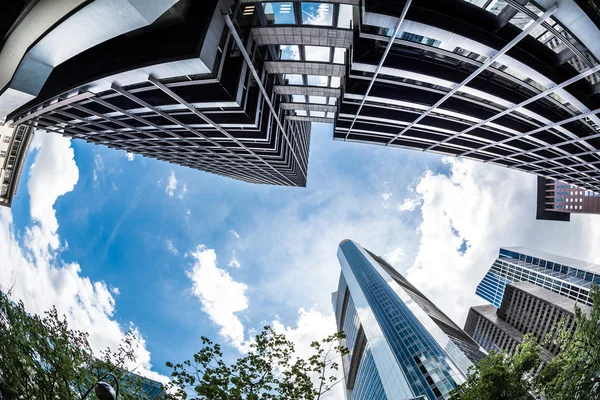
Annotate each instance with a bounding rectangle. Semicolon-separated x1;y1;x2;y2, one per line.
165;172;177;197
384;247;406;267
0;131;167;384
187;246;249;351
228;250;241;269
165;240;178;255
397;196;421;212
110;286;120;296
92;154;103;188
126;153;135;161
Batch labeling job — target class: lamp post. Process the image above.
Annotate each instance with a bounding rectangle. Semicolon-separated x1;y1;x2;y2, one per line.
81;373;120;400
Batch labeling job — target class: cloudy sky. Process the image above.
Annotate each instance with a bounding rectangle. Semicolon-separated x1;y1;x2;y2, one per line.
1;122;599;394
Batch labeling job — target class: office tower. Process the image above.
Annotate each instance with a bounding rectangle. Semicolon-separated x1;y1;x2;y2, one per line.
536;177;600;221
0;124;33;207
332;239;484;400
467;247;595;362
1;1;599;191
476;247;599;307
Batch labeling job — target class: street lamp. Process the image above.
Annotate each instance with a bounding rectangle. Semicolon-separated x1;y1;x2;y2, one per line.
81;373;120;400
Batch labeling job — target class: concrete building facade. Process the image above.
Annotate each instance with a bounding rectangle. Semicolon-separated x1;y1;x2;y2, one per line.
0;124;33;207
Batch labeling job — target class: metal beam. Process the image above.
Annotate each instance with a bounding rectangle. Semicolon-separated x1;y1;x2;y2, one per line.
461;108;600;161
344;0;412;140
223;13;307;181
385;4;557;147
453;64;600;157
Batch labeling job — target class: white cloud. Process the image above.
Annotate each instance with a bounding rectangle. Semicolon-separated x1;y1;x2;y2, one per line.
228;250;241;269
384;247;406;267
177;183;187;199
397;196;421;212
165;240;178;255
126;153;135;161
272;309;343;400
110;286;120;296
381;193;392;201
92;153;104;188
404;158;600;325
165;172;177;197
230;229;240;239
187;246;249;351
0;131;167;385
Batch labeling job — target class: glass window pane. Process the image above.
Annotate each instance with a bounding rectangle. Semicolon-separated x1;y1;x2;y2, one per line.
329;97;337;105
327;112;335;118
262;2;295;24
280;45;301;60
301;2;333;26
333;48;346;64
292;95;306;103
305;46;330;62
296;110;307;116
330;76;341;88
284;74;304;85
337;4;354;28
311;111;325;117
309;95;327;104
307;75;328;86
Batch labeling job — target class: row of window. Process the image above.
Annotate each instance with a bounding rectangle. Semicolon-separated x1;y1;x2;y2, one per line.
284;73;340;88
260;2;354;29
279;44;346;63
555;205;583;210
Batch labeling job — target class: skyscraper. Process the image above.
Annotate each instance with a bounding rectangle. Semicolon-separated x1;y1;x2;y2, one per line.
332;239;484;400
536;177;600;221
467;247;595;362
476;247;599;307
0;0;599;192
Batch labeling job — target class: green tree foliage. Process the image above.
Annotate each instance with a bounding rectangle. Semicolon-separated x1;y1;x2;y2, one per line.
0;290;159;399
538;285;600;400
450;334;542;400
165;326;349;400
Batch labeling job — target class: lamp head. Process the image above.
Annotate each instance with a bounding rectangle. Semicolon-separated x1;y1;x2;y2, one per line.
95;381;117;400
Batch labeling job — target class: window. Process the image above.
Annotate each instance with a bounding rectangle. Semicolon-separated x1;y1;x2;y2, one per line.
284;74;303;85
311;111;325;117
330;76;341;88
307;75;328;86
292;95;306;103
309;95;327;104
337;4;354;28
262;2;295;24
327;112;335;118
2;136;9;143
333;48;346;64
296;110;307;116
328;97;337;105
0;150;5;157
280;45;301;60
305;46;330;62
301;2;333;26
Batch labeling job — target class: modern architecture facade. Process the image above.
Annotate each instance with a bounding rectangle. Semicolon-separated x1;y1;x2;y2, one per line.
332;239;484;400
468;247;595;363
536;176;600;221
476;247;600;307
0;124;33;207
0;0;599;191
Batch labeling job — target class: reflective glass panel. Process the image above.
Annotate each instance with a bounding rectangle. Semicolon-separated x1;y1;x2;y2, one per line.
280;45;301;60
311;111;326;117
262;2;295;24
309;96;327;104
296;110;307;116
284;74;304;85
333;48;346;64
305;46;330;62
330;76;341;88
307;75;328;86
292;95;306;103
301;2;333;26
337;4;354;28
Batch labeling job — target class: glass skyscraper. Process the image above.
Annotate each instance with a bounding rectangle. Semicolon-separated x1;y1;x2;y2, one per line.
332;240;484;400
476;247;600;308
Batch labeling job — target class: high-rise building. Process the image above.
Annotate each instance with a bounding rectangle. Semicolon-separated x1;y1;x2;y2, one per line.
332;239;484;400
0;124;33;207
476;247;600;307
467;247;595;362
536;176;600;221
1;1;599;191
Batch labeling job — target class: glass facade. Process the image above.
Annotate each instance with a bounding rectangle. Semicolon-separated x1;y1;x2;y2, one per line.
334;240;477;400
476;248;598;307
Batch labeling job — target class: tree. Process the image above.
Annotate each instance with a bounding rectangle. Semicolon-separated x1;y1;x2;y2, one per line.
164;326;349;400
450;334;542;400
537;285;600;400
0;290;159;399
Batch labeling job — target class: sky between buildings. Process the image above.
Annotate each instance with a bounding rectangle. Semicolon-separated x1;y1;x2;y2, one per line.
0;122;599;394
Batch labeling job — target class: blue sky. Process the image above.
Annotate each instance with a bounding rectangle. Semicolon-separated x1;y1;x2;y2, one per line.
1;122;599;392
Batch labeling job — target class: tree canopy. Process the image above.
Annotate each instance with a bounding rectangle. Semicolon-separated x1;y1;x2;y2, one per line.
0;290;160;399
164;326;349;400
